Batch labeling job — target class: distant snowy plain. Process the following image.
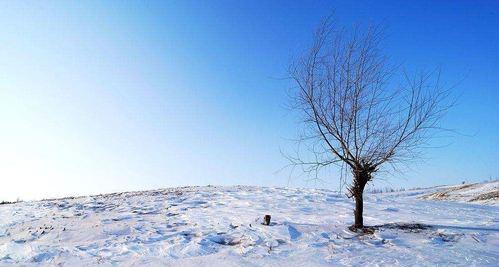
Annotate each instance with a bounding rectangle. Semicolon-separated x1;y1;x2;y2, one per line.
0;181;498;266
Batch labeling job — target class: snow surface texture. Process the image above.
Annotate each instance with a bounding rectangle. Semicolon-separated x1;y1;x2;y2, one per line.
0;184;498;266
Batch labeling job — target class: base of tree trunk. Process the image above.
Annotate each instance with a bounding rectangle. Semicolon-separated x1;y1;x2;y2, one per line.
348;225;375;235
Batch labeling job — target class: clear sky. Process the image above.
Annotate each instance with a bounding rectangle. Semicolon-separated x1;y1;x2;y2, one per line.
1;1;498;201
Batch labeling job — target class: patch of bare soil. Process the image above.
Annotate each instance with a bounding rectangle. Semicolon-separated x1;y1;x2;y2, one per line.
373;223;432;233
350;223;431;235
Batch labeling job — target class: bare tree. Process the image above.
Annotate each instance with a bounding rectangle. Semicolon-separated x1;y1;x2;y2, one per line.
287;17;452;229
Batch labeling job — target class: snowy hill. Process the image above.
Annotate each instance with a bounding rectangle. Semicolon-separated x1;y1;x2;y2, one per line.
0;184;498;266
420;180;499;204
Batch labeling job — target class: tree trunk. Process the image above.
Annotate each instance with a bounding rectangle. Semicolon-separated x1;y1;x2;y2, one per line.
354;192;363;228
351;169;370;229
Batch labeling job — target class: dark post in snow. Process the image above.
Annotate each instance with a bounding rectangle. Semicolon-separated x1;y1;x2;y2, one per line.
263;215;271;226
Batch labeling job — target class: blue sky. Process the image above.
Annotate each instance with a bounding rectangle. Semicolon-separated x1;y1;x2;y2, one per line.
0;1;498;200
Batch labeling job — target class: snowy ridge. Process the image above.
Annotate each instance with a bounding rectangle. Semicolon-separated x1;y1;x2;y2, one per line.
0;184;498;266
420;180;499;205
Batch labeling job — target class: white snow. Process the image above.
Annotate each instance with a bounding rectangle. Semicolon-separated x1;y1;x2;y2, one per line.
0;184;498;266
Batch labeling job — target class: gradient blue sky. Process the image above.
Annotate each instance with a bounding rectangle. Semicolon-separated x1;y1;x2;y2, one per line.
1;1;498;200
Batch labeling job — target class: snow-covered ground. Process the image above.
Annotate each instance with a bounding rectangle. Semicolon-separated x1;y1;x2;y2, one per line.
0;183;498;266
